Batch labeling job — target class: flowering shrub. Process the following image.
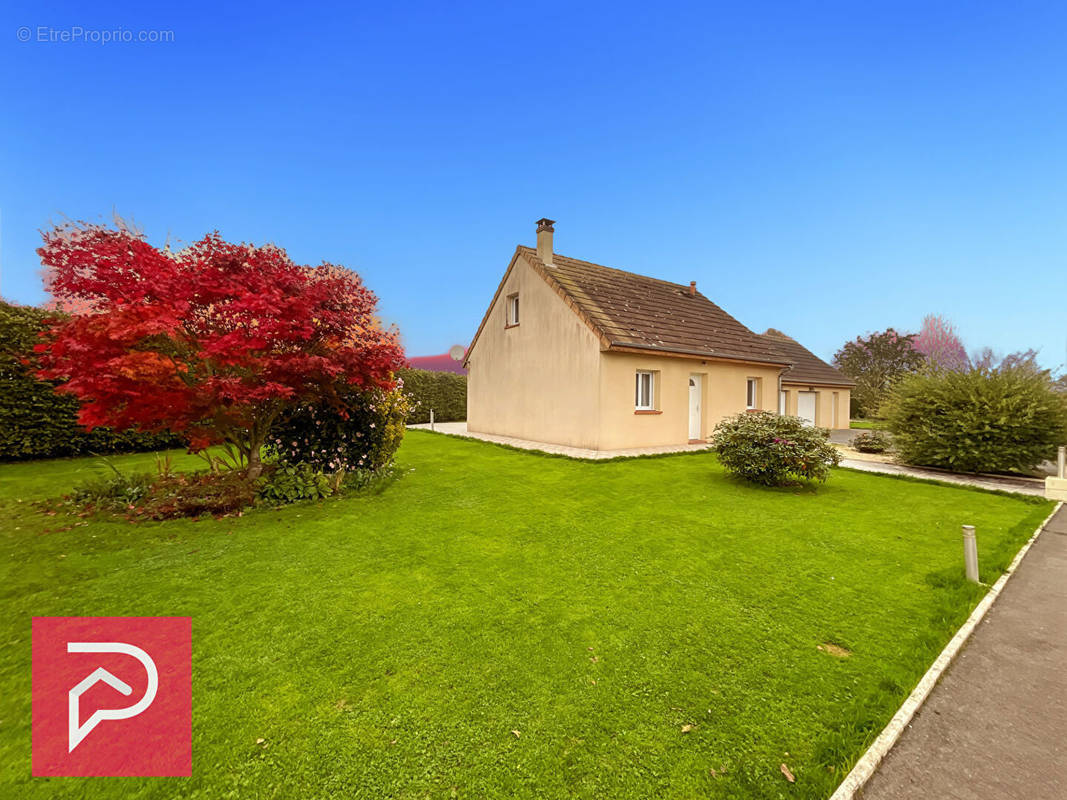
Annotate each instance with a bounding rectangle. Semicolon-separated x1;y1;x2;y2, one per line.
710;411;841;486
851;431;891;453
267;385;412;474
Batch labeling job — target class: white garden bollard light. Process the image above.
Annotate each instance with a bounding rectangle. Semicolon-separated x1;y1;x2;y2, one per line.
962;525;979;583
1059;445;1066;479
430;409;435;432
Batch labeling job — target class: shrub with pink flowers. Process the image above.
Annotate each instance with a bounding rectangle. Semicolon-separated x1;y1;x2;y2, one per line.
710;411;841;486
267;384;413;476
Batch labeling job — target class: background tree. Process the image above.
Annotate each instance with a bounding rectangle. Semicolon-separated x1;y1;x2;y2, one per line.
832;328;925;417
35;222;405;478
914;313;970;371
971;347;1044;374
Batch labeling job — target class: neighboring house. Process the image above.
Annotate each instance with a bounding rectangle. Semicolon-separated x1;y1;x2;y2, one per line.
465;219;852;450
760;329;856;427
407;353;468;375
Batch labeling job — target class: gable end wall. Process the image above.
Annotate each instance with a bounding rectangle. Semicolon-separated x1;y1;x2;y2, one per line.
466;254;603;448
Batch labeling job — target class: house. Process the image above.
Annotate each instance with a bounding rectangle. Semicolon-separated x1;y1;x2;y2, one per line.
760;329;856;427
465;219;853;451
408;352;468;375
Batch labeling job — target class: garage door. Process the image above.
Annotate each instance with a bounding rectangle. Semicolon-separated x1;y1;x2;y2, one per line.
797;391;817;426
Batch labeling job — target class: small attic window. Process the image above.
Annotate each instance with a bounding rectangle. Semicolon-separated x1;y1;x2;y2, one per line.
505;293;519;327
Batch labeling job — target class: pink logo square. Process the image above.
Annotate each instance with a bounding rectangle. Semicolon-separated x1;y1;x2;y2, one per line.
32;616;191;777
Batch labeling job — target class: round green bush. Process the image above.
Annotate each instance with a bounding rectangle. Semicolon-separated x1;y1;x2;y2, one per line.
884;366;1067;474
710;411;841;486
267;385;412;473
851;430;891;453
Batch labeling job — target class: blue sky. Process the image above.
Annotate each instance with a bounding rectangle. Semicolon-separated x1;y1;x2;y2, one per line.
2;1;1065;369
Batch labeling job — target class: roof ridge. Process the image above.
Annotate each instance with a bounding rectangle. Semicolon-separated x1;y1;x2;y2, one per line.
759;329;856;386
517;245;695;292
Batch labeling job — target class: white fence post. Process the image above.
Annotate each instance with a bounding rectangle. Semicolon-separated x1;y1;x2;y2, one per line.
962;525;979;583
430;409;435;432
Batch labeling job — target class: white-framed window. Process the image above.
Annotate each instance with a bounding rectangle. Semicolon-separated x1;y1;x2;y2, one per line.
635;370;655;410
746;378;759;409
506;293;519;326
779;389;788;415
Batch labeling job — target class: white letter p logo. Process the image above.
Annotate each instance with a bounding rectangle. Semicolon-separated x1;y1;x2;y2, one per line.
68;642;159;752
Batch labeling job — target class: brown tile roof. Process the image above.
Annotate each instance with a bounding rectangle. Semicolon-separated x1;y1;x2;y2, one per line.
518;246;789;365
760;329;856;387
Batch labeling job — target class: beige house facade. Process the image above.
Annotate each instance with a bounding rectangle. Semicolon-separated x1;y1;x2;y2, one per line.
466;220;853;451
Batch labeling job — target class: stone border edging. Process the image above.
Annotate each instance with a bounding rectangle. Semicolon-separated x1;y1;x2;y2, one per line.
828;501;1064;800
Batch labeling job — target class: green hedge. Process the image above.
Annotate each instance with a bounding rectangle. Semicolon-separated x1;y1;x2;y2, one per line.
885;366;1067;474
397;367;466;424
0;301;184;461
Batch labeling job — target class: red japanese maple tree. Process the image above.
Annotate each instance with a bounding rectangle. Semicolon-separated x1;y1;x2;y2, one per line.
35;223;405;478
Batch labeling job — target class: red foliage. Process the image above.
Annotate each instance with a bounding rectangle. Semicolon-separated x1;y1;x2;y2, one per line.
35;223;405;475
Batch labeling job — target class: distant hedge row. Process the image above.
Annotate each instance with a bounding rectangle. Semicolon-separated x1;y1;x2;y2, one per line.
397;367;466;424
1;301;466;460
0;301;184;461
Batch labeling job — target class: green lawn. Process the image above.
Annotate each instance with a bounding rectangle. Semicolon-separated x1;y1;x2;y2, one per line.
0;432;1051;799
849;418;889;431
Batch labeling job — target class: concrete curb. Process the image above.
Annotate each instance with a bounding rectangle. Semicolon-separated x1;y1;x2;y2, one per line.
828;501;1064;800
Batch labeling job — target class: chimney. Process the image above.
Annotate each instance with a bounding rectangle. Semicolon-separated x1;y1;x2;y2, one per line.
535;218;555;265
689;281;696;296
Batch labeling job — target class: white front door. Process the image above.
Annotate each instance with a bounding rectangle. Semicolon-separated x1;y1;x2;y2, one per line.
688;376;702;440
797;391;817;426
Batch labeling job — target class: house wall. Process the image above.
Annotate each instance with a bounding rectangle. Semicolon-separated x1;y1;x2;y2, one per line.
597;352;783;450
780;383;852;429
466;254;604;448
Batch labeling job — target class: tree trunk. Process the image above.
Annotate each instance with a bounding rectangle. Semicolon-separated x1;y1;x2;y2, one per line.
245;442;264;481
242;409;279;482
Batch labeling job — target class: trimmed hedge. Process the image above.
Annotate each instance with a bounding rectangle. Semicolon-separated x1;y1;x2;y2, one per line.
397;367;466;424
0;301;183;461
885;366;1067;474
